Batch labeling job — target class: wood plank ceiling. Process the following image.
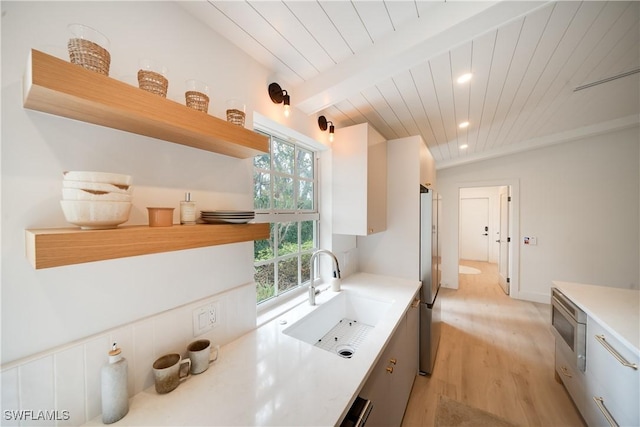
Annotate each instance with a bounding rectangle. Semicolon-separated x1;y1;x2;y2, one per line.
179;1;640;168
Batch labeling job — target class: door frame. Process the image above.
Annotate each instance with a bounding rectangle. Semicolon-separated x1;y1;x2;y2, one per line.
455;179;520;299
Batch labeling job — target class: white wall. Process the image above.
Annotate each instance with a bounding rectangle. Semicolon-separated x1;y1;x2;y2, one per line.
438;126;640;302
1;1;325;365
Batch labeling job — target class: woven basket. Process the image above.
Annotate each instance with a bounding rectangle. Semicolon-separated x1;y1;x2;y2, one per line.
226;108;246;126
185;91;209;113
68;38;111;76
138;70;168;97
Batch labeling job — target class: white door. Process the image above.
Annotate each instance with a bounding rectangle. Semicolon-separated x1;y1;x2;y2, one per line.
497;187;510;294
459;198;489;261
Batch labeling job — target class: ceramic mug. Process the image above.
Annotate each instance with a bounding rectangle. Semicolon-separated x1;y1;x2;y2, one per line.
187;339;219;374
152;353;191;394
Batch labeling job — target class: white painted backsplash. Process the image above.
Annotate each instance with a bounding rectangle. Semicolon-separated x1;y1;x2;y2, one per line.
0;283;256;426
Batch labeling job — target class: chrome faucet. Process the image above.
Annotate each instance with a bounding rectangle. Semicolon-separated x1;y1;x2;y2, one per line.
308;249;342;305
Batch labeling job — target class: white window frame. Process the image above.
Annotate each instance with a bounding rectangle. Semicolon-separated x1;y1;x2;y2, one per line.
253;114;326;312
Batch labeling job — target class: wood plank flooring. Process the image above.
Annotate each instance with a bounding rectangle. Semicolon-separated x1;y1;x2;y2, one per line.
401;261;586;427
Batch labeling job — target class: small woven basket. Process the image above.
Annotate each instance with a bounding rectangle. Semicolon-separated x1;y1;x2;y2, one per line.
68;38;111;76
138;70;168;97
185;91;209;113
226;109;246;127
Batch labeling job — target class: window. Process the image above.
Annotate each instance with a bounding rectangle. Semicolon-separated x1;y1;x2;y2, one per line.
253;130;319;305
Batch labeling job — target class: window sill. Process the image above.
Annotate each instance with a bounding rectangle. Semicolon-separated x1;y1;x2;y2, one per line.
256;284;330;327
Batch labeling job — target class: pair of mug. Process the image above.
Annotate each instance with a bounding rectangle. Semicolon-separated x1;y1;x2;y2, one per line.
152;339;219;394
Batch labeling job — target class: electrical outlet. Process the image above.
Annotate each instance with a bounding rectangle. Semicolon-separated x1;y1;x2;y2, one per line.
192;301;219;337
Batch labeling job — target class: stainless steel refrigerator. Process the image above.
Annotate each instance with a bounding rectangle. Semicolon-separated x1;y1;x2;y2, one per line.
419;185;441;375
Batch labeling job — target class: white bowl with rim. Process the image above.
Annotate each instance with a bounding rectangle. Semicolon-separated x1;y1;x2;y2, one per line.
63;171;132;186
60;200;132;229
62;187;132;202
62;180;132;194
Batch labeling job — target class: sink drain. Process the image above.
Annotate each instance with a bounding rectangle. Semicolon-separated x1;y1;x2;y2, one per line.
336;345;355;358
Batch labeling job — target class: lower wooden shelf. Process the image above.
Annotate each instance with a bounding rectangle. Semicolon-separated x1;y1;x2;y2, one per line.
26;223;270;269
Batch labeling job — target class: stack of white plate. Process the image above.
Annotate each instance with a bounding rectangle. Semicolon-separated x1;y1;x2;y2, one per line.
200;210;255;224
60;171;133;229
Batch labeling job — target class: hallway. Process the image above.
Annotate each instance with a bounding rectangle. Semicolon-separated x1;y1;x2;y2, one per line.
401;261;585;426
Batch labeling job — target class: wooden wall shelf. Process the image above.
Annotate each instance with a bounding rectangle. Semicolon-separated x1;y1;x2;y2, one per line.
26;223;270;269
23;49;269;159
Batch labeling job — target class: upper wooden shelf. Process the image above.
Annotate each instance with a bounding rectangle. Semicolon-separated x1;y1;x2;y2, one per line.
26;223;270;269
23;49;269;159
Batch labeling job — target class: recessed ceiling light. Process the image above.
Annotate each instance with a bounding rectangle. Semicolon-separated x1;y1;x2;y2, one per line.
459;121;470;129
460;144;469;149
457;73;472;84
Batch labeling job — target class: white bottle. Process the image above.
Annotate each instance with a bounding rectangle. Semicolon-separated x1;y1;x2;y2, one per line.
180;192;196;225
101;343;129;424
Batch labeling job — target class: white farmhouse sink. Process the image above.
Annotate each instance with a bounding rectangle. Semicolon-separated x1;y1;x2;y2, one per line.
282;291;392;356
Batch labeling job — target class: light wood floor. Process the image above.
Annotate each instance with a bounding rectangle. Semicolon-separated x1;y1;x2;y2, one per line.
401;261;586;427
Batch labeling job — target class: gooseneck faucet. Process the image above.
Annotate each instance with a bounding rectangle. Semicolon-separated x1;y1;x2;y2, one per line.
308;249;341;305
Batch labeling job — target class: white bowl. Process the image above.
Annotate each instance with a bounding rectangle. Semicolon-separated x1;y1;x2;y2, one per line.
63;171;132;186
62;180;132;194
62;187;132;202
60;200;132;229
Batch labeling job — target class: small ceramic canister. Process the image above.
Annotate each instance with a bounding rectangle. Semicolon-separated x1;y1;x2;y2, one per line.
147;207;174;227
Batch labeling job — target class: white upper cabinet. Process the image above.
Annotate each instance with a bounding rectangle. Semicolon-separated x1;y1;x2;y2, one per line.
332;123;387;235
419;140;436;189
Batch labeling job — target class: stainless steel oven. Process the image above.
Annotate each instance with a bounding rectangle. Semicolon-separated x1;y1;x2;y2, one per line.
551;288;587;371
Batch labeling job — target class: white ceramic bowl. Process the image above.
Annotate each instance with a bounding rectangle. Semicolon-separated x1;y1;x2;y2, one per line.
62;187;132;202
63;171;132;186
60;200;132;229
62;180;132;194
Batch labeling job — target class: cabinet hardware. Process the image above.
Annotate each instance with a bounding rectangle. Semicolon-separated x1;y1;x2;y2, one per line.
386;366;394;374
593;397;619;427
595;335;638;370
411;299;420;308
560;366;572;378
389;358;397;365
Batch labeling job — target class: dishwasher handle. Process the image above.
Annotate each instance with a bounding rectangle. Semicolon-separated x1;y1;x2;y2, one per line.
340;397;373;427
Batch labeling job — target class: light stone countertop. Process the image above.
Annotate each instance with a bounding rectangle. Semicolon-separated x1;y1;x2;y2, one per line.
552;281;639;354
86;273;421;426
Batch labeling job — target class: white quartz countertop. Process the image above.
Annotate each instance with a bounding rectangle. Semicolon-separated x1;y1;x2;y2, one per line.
553;281;639;354
86;273;420;426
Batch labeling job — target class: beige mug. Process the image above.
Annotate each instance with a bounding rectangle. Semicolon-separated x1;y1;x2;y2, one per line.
187;339;219;374
152;353;191;394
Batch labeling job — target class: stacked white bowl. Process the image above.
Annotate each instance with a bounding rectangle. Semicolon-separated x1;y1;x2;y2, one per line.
60;171;133;229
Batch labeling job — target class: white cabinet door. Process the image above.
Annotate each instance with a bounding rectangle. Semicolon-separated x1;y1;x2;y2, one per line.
586;317;639;427
359;302;419;427
332;123;387;235
419;141;436;189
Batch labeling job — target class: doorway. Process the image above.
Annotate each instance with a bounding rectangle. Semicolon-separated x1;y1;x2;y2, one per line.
459;186;512;295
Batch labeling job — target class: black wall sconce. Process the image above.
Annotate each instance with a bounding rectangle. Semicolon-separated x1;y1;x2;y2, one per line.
318;115;335;142
268;82;290;117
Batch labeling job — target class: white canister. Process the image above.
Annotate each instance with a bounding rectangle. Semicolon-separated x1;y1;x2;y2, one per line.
101;343;129;424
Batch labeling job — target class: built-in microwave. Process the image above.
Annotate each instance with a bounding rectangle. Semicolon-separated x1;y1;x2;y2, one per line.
551;288;587;371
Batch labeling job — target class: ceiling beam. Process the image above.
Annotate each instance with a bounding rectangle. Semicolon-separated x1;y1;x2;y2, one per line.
294;1;550;115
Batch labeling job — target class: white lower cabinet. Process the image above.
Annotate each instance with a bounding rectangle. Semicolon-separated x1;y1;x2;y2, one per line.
359;298;419;426
556;316;639;427
584;317;639;427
